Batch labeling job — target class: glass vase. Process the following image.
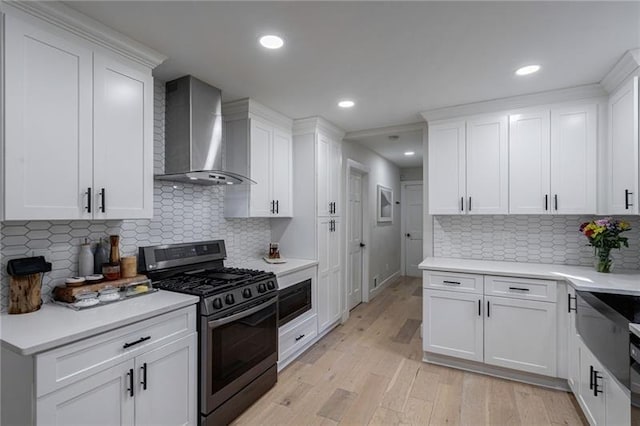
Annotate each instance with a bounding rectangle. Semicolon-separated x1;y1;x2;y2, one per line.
595;248;613;273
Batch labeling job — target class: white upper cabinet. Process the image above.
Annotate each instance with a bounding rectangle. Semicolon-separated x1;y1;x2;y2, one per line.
317;132;342;217
550;104;597;214
609;76;639;214
4;15;93;220
428;121;466;215
465;115;508;214
224;99;293;218
509;111;551;214
2;11;159;221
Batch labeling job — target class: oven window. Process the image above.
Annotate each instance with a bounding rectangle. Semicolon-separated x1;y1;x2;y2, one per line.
210;301;277;393
279;279;312;326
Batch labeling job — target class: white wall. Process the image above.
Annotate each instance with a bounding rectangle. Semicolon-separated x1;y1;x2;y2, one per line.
342;140;401;295
400;167;423;181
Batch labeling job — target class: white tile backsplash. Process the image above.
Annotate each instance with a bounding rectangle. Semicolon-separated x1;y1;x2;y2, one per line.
0;80;271;311
433;215;640;270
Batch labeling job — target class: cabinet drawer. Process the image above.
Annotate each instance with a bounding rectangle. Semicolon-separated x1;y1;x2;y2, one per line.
485;276;556;302
423;271;483;294
279;314;318;361
36;305;196;397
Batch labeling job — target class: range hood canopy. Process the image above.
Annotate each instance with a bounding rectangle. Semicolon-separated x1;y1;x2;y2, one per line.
155;75;255;185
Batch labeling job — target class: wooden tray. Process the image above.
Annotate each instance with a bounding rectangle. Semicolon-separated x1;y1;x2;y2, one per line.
53;275;149;303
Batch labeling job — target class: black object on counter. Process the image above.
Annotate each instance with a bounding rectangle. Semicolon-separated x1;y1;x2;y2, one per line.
7;256;52;276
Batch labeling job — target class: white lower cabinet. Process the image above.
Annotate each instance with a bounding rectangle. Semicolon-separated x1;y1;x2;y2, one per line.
423;289;483;362
317;218;341;333
567;287;580;394
484;296;557;376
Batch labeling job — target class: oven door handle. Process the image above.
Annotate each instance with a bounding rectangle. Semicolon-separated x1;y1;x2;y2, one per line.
207;296;278;328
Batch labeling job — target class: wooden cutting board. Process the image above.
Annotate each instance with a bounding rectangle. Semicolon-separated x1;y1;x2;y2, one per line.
53;275;149;303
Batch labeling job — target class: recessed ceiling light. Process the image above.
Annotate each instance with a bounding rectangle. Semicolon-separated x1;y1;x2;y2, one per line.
338;100;355;108
404;151;415;156
259;35;284;49
515;65;541;76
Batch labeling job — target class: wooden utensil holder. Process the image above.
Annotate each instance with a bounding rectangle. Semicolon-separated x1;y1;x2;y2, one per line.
9;273;42;314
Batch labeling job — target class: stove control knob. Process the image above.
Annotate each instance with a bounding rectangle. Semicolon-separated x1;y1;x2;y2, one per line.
225;294;235;305
242;288;252;299
212;298;223;309
267;280;276;290
258;283;267;293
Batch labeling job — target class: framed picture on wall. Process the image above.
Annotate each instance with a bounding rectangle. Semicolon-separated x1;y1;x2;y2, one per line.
377;185;393;223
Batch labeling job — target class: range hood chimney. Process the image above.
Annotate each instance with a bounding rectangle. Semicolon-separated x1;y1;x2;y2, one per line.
155;75;255;185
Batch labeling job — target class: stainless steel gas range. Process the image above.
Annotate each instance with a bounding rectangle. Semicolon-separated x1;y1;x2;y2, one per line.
139;240;278;425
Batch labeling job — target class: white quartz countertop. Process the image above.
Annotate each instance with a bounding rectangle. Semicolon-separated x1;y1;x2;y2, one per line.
0;290;199;356
419;257;640;295
630;323;640;338
227;258;318;277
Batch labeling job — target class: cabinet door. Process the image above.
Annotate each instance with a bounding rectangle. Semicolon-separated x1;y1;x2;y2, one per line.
423;289;483;362
37;360;135;426
271;128;293;217
317;133;332;217
550;104;597;214
329;140;342;216
93;54;154;220
249;118;273;217
135;334;197;426
4;15;93;220
604;368;631;426
466;115;509;214
578;342;606;426
609;76;639;214
484;296;557;377
328;219;342;324
567;287;580;393
428;121;466;214
509;111;551;214
317;219;331;332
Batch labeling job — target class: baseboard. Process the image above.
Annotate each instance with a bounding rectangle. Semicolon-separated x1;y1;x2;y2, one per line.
422;351;570;392
368;270;400;301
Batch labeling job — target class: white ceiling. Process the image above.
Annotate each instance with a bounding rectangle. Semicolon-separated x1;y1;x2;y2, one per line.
67;1;639;136
346;126;424;168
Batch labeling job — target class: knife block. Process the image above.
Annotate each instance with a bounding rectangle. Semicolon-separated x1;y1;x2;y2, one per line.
9;273;42;314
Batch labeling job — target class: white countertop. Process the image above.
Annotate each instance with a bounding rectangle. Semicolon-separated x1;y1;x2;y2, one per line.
227;258;318;277
419;257;640;295
0;290;199;356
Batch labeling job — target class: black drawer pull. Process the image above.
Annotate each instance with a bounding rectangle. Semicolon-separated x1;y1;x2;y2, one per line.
567;293;577;313
508;287;530;292
127;368;134;397
443;280;461;285
593;369;603;397
589;365;594;390
478;299;481;317
626;189;633;210
86;187;92;213
123;336;151;349
487;300;490;317
141;362;148;390
295;334;305;342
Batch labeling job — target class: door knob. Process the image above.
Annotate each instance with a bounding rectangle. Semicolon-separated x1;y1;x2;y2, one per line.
359;242;366;248
406;233;411;238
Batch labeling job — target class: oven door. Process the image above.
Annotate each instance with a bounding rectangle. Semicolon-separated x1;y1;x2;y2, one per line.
279;279;312;326
201;295;278;415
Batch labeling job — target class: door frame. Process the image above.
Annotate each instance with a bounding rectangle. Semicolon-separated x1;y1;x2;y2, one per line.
401;180;423;276
344;159;370;321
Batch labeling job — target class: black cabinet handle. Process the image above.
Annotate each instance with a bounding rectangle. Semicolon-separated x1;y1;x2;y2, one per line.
360;242;366;247
295;334;305;342
123;336;151;349
141;362;147;390
593;369;603;396
100;188;106;213
85;187;92;213
127;368;134;397
554;194;558;211
443;280;460;286
567;293;577;313
487;300;490;317
544;194;548;211
276;200;279;214
508;287;530;292
468;196;472;211
589;365;594;390
478;299;481;316
626;189;633;210
460;197;464;212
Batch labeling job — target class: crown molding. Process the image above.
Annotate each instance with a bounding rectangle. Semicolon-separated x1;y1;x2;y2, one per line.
292;116;345;140
344;122;425;141
420;83;606;123
1;1;167;68
222;98;293;130
601;49;640;93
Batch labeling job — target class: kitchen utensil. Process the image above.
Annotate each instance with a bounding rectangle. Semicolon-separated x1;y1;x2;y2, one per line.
94;238;109;274
6;256;51;314
109;235;120;263
78;239;94;277
120;256;137;278
102;262;121;280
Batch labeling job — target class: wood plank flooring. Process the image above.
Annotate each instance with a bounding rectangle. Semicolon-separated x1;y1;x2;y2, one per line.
232;276;587;426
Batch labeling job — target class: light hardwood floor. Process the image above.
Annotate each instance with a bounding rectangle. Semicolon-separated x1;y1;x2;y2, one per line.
233;276;587;426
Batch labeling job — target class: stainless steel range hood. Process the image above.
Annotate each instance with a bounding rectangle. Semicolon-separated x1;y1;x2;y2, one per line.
155;75;255;185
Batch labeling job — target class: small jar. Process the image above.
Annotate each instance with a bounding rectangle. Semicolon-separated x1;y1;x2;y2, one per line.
73;291;99;308
102;262;121;280
98;286;120;302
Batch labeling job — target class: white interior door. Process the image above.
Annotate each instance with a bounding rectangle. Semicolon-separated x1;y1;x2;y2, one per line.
348;171;364;310
403;183;423;277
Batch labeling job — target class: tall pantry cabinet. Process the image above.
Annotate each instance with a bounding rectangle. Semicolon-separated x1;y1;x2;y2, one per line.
272;117;345;334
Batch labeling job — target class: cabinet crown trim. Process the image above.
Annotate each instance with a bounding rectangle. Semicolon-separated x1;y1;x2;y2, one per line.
293;116;345;139
601;48;640;93
222;98;293;130
2;0;167;68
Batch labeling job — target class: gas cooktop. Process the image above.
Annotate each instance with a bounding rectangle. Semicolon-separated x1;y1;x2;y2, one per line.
154;267;274;297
